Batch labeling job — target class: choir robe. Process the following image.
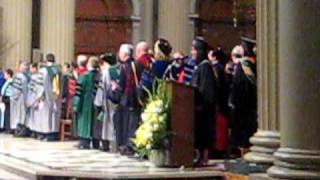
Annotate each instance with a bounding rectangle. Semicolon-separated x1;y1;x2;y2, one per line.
191;59;217;151
94;67;116;142
229;58;257;148
31;66;62;134
26;73;44;132
10;72;29;130
73;69;100;139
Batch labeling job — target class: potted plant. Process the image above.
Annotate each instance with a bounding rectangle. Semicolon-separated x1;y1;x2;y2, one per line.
132;79;171;167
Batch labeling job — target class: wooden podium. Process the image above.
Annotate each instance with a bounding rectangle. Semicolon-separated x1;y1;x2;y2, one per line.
166;82;195;167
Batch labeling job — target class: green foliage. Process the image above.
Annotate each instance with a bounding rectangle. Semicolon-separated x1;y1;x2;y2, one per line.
132;79;171;157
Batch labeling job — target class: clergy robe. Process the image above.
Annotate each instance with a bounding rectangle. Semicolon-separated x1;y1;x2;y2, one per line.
229;58;257;148
31;65;61;134
10;72;29;130
94;67;116;142
191;59;217;151
73;69;100;139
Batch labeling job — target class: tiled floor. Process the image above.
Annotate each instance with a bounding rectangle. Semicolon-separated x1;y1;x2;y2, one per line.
0;134;224;179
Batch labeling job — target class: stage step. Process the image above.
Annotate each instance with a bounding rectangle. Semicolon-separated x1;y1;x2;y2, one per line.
0;154;37;180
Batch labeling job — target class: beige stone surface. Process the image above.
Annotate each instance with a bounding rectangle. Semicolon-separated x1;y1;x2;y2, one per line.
0;0;32;69
268;0;320;179
0;134;223;179
40;0;75;64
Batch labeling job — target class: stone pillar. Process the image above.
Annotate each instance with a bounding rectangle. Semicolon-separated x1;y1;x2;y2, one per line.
267;0;320;179
158;0;191;54
244;0;280;165
0;0;32;69
40;0;75;64
131;0;142;46
188;0;198;49
141;0;156;45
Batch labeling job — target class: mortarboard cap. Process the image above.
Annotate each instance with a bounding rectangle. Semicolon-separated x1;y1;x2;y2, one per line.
241;37;256;57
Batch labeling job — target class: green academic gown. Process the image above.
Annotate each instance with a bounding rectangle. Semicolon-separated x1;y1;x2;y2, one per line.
73;69;99;139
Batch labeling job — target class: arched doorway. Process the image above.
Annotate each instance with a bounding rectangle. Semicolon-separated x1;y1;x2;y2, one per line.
193;0;256;52
75;0;140;55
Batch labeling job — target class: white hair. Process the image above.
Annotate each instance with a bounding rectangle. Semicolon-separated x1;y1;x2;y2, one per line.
77;54;88;66
88;56;99;69
119;44;134;57
231;45;244;56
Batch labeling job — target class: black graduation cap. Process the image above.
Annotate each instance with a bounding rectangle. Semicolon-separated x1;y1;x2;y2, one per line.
100;52;117;65
241;37;256;57
192;37;207;51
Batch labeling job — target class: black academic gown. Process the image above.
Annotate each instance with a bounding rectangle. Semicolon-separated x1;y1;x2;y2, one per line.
191;60;217;151
229;58;257;148
115;59;143;148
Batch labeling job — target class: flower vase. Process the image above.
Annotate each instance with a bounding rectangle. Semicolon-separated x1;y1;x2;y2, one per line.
149;149;169;167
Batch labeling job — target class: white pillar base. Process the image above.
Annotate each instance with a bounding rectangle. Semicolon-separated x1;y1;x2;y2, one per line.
244;130;280;164
268;148;320;179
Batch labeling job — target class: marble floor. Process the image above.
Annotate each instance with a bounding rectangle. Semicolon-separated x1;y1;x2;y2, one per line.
0;134;224;179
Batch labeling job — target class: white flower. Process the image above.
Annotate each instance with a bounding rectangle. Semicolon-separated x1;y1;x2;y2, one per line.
146;132;153;139
141;113;148;122
153;124;159;130
146;144;151;150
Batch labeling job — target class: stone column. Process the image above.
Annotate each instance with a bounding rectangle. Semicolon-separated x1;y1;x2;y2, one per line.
244;0;280;165
131;0;142;46
0;0;32;69
267;0;320;179
140;0;156;45
40;0;75;64
158;0;191;54
188;0;198;48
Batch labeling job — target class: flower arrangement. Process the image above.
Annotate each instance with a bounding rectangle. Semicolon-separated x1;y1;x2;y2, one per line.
132;79;171;157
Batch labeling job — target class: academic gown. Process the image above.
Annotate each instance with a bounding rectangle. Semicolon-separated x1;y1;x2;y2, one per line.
26;73;44;132
116;59;143;147
32;66;62;134
191;59;217;151
10;73;29;130
1;79;13;131
73;69;100;139
229;58;257;148
94;67;116;142
212;60;229;151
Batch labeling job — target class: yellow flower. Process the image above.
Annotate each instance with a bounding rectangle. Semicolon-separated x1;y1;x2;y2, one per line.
154;99;163;107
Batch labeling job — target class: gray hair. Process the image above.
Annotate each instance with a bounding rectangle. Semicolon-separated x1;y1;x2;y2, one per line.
119;43;134;57
19;60;29;71
88;56;99;69
77;54;88;67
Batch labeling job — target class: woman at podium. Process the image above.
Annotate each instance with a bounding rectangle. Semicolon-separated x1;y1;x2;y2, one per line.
190;38;217;166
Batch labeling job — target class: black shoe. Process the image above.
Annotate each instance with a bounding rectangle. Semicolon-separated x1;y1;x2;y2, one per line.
30;132;36;138
92;139;100;150
120;146;134;156
78;144;90;150
101;141;110;152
